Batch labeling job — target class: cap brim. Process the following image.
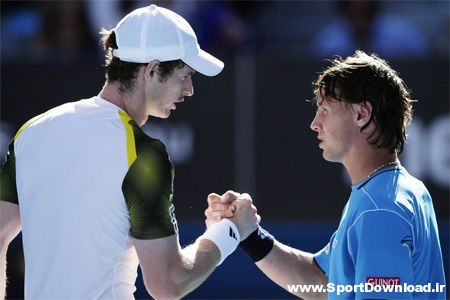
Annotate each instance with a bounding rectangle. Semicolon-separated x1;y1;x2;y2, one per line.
182;49;224;77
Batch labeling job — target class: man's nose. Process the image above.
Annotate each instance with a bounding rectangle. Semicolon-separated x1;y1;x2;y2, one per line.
184;80;194;97
310;115;320;132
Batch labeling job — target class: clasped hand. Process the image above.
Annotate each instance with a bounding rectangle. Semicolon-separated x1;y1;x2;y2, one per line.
205;190;260;241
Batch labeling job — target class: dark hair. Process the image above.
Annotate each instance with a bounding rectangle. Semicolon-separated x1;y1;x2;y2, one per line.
313;50;414;154
100;29;185;94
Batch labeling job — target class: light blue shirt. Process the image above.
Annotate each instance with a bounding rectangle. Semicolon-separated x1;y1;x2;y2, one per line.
314;165;446;299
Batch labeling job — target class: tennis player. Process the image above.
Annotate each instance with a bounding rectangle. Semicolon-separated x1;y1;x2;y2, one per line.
0;5;259;299
206;51;446;299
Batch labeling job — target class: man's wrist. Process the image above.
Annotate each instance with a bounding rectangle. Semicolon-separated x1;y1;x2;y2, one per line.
199;219;240;265
239;226;275;262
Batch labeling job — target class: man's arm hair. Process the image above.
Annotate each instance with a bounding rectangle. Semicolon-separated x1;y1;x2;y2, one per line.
0;201;21;299
255;240;328;299
133;234;220;299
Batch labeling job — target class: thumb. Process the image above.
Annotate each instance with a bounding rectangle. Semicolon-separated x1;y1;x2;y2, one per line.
207;193;223;206
223;204;236;218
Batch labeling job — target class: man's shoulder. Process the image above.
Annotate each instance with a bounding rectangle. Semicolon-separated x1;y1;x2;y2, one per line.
350;167;423;223
129;125;168;157
368;167;428;205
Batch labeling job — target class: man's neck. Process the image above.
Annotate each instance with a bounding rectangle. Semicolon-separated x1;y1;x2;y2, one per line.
344;146;398;185
98;82;148;126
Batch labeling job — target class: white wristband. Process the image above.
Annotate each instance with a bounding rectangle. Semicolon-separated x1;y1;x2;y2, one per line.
199;219;240;265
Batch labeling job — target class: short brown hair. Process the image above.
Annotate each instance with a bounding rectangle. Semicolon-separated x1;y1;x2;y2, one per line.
100;29;185;94
313;50;414;154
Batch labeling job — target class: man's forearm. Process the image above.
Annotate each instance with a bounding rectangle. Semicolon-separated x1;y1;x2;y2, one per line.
144;239;220;299
173;239;221;298
0;246;7;300
170;217;242;298
256;241;328;299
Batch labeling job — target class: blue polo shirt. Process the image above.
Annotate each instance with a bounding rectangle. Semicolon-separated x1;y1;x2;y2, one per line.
314;165;446;299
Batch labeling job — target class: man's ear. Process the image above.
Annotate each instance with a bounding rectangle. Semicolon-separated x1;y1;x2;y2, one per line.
144;60;160;80
353;101;373;127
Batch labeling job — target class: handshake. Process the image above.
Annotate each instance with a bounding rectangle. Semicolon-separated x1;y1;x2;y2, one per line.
204;190;261;241
200;190;275;266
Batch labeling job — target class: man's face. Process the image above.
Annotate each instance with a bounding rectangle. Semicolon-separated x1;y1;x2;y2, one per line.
145;65;195;118
310;94;359;163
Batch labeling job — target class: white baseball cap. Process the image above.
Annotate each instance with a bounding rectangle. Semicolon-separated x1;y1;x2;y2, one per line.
112;4;224;77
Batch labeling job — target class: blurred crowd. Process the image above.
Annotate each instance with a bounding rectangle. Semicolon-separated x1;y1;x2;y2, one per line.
1;0;256;63
1;0;449;64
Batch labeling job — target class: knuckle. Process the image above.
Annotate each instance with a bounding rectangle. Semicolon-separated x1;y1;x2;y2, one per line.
208;193;222;201
225;190;240;197
241;193;252;201
207;193;217;200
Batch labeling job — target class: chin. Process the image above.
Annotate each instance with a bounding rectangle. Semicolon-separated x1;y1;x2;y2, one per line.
322;152;341;163
151;110;171;119
321;150;333;162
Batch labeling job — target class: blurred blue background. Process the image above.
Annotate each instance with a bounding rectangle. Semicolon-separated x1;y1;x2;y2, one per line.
1;1;449;299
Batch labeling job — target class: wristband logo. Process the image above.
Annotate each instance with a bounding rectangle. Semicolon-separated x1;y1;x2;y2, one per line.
258;227;269;239
229;227;237;240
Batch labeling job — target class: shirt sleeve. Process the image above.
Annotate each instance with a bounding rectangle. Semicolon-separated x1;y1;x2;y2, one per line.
122;140;178;240
0;140;18;204
348;210;414;299
313;231;337;277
